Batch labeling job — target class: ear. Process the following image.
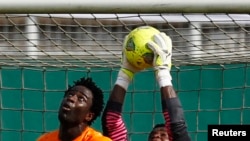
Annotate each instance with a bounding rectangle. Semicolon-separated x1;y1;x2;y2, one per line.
85;112;94;122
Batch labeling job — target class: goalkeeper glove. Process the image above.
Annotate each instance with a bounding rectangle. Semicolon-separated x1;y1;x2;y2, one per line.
116;35;144;90
147;32;173;87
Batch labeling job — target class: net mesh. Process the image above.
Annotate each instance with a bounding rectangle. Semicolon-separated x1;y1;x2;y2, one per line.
0;13;250;68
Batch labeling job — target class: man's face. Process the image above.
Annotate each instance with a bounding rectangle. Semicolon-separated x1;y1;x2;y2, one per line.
58;85;94;124
148;126;169;141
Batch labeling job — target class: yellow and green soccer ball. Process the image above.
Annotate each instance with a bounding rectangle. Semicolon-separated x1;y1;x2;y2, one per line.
123;26;160;70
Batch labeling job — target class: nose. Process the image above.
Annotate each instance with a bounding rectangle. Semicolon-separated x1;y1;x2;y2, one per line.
66;93;77;102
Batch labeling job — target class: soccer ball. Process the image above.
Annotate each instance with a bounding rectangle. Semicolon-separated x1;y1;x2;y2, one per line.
123;26;160;70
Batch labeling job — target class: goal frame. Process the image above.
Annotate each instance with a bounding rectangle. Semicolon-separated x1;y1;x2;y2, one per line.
0;0;250;14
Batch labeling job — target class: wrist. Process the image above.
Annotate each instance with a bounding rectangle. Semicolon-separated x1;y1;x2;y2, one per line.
155;68;172;87
121;68;134;80
115;68;134;90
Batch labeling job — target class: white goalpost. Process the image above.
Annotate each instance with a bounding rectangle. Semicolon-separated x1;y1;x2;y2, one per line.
0;0;250;13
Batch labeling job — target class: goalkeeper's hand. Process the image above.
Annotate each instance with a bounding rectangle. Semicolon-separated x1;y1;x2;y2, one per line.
147;32;172;71
147;32;173;87
121;35;145;78
115;35;144;90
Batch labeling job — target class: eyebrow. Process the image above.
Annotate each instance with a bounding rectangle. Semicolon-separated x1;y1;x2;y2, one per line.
68;89;91;99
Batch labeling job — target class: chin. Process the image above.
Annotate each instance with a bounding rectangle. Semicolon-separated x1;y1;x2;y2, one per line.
58;112;71;123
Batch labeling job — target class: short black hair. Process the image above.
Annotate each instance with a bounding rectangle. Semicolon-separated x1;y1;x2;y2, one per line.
148;123;166;139
153;123;165;129
66;77;104;125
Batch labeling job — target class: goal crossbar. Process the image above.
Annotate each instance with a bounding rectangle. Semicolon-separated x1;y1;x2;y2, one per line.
0;0;250;13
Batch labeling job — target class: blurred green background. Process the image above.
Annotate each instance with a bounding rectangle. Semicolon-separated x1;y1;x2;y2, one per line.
0;63;250;141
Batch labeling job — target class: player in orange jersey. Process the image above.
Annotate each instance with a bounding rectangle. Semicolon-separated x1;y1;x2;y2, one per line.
37;77;111;141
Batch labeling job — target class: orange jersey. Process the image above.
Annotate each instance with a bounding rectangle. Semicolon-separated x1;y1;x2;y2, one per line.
37;126;111;141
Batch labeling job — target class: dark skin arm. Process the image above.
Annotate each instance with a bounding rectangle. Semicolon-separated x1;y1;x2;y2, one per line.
108;85;177;117
101;84;128;140
161;86;177;100
160;86;192;141
109;83;176;103
109;84;126;104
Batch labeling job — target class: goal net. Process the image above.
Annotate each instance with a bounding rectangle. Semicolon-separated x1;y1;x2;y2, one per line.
0;14;250;68
0;6;250;141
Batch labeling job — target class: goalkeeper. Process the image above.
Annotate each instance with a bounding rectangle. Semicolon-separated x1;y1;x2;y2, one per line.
102;30;191;141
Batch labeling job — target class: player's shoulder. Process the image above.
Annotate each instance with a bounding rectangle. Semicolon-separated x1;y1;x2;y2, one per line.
86;127;112;141
92;135;112;141
36;130;59;141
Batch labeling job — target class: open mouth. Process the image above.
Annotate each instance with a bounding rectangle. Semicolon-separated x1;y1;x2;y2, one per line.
62;103;71;111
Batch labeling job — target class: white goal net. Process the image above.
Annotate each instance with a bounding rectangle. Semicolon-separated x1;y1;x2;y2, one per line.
0;13;249;68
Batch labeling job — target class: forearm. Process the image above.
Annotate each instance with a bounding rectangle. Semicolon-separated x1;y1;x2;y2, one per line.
161;86;177;99
102;100;128;141
109;85;126;104
157;72;190;140
162;97;185;124
161;92;191;141
102;77;129;141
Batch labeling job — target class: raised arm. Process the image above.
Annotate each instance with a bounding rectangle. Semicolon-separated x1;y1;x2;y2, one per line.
148;33;191;141
101;83;127;141
102;34;143;141
161;86;191;141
